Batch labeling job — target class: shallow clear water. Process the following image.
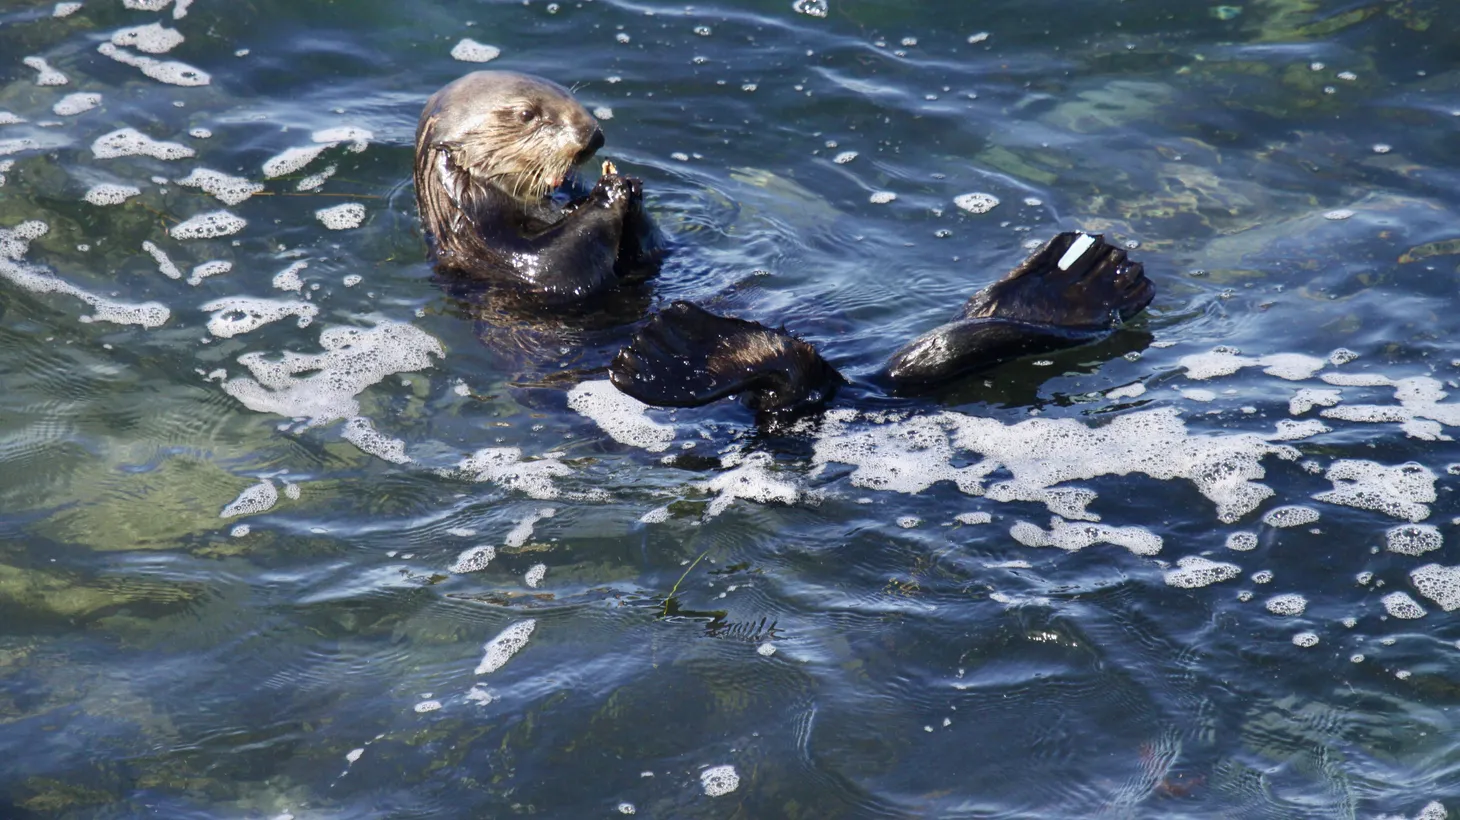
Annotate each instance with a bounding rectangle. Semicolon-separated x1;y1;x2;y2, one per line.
2;0;1460;817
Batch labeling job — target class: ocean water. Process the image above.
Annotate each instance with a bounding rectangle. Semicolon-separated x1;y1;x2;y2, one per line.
2;0;1460;817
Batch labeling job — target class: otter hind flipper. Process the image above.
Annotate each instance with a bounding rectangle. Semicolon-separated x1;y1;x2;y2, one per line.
960;231;1155;328
610;302;843;412
883;232;1155;389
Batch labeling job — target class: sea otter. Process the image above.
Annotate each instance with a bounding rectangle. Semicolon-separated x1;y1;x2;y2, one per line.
414;71;664;308
413;72;1155;415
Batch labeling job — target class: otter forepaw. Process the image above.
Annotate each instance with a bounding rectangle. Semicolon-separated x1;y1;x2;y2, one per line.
592;171;641;207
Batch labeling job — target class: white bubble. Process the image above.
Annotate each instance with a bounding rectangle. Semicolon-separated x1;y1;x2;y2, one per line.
83;183;140;206
175;168;263;205
1289;388;1341;415
1265;593;1307;616
220;480;279;518
1262;505;1320;528
1180;350;1326;382
700;451;800;518
202;296;316;338
315;203;366;230
52;92;101;116
1011;517;1162;556
450;545;496;574
343;416;411;464
1315;461;1435;523
953;192;1000;214
444;448;572;500
53;2;83;16
452;39;502;62
262;145;329;178
170;210;246;240
897;516;920;528
1292;632;1319;647
296;164;337;191
230;524;250;537
1165;556;1242;588
524;563;547;588
833;151;858;164
96;43;209;86
184;260;231;286
1225;531;1258;551
223;321;445;428
757;642;777;657
567;380;674;452
24;56;68;86
870;191;897;204
1411;564;1460;611
413;700;442;713
793;0;828;17
700;764;740;797
475;620;536;675
1382;591;1427;619
956;512;992;525
1386;524;1442;556
271;260;308;293
111;22;184;53
92;127;195;160
1323;209;1354;221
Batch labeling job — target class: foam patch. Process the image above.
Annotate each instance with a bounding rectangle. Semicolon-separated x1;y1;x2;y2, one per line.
110;22;184;53
262;145;329;178
83;183;141;206
1164;556;1241;588
699;765;740;797
170;210;246;239
813;407;1298;524
1313;460;1435;522
175;168;264;205
186;260;232;286
475;619;536;674
342;416;410;464
52;92;101;116
1320;376;1460;441
1289;388;1342;415
506;508;555;548
1381;591;1427;620
567;380;675;452
1386;524;1442;556
142;240;182;279
451;39;502;63
315;202;365;230
450;545;495;574
1410;564;1460;611
1261;505;1319;528
1265;593;1307;616
524;564;547;588
1180;350;1326;382
700;451;800;518
444;448;572;500
1;222;171;327
221;321;444;428
1010;517;1163;555
23;56;68;86
92;128;195;160
220;480;278;518
96;42;209;86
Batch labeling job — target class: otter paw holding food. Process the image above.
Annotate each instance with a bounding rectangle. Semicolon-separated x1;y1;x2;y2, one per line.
413;70;664;306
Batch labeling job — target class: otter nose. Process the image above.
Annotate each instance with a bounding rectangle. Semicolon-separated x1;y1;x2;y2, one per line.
575;127;605;165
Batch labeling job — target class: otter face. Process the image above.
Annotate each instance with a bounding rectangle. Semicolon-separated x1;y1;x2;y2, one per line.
418;71;604;203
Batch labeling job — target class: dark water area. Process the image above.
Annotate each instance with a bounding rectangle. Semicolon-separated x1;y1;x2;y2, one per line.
2;0;1460;817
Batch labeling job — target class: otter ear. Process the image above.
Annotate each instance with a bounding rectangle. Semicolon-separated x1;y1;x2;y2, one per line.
610;302;843;413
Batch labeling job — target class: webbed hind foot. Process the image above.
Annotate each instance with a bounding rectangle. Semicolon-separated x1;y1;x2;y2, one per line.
883;232;1155;388
609;302;842;413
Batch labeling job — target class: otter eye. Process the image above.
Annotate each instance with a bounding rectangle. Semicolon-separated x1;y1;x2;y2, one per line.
518;108;537;123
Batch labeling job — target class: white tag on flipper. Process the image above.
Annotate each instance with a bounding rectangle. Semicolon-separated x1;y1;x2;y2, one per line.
1057;233;1098;271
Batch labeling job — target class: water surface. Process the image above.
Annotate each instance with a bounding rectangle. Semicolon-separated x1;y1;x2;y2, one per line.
2;0;1460;817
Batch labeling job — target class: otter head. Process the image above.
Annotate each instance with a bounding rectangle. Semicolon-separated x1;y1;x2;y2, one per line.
416;71;604;205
